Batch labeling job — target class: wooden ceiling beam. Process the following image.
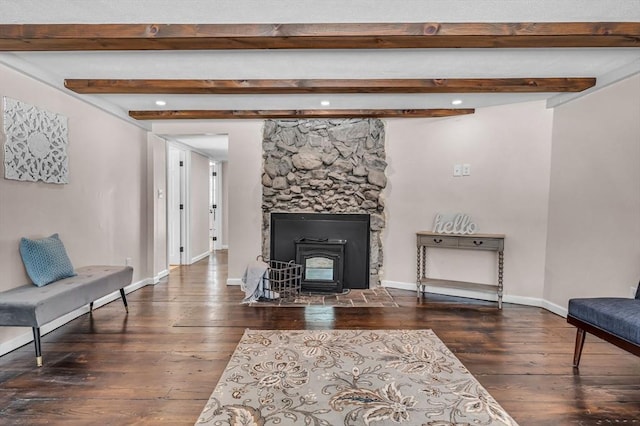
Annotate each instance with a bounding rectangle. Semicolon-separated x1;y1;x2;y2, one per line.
128;109;475;120
65;78;596;94
1;22;639;50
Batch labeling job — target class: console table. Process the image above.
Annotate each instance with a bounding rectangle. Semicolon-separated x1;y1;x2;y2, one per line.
416;231;505;309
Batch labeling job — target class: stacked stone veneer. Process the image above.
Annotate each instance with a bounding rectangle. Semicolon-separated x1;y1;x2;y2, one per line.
261;118;386;286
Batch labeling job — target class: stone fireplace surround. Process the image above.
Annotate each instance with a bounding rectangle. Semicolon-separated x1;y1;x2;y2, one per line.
261;118;386;287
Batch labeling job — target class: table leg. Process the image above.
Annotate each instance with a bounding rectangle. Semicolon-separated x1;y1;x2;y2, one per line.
498;250;504;309
416;245;422;300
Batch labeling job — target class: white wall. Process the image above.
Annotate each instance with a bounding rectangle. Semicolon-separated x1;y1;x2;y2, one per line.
147;133;167;279
154;105;556;297
221;161;230;248
152;121;263;283
147;76;638;312
544;74;640;307
189;151;211;262
383;101;554;301
0;63;149;345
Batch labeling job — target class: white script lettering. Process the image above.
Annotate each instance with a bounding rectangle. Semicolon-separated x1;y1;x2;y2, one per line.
433;213;477;235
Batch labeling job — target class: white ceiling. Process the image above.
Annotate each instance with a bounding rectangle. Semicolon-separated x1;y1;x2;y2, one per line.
0;0;639;160
164;133;229;161
1;0;638;24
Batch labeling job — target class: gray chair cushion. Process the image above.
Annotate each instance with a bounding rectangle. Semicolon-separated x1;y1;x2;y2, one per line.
568;297;640;345
0;265;133;328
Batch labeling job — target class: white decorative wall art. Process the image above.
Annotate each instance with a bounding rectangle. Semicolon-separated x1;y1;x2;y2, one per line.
433;213;477;234
3;97;69;184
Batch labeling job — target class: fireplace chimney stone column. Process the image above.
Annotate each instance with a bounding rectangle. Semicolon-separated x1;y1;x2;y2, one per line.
261;119;387;286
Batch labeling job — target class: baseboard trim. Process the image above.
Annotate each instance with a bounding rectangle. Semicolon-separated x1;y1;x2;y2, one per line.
227;278;243;286
0;277;152;358
92;277;151;308
0;333;32;358
381;281;417;292
190;251;210;264
381;280;567;317
541;299;568;317
153;269;169;283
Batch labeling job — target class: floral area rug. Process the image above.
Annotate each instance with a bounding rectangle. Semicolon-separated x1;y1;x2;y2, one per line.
248;287;399;307
195;329;518;426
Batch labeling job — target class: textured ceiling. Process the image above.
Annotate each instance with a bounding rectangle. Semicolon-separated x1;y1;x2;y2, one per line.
1;0;638;23
0;0;639;159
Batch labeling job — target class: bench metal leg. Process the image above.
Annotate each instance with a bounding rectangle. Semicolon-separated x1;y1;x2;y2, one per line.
120;288;129;313
32;327;43;367
573;328;586;367
89;290;128;314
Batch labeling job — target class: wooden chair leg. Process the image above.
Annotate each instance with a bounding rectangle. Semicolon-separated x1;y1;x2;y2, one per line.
119;288;129;313
573;328;586;367
32;327;42;367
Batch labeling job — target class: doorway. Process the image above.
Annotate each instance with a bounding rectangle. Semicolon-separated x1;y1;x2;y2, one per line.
209;161;222;251
167;145;187;266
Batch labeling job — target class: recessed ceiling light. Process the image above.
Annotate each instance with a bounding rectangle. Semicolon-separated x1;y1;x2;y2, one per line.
155;100;167;106
320;100;331;106
451;99;463;106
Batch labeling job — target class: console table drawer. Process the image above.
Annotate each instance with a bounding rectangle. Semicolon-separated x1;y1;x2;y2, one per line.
458;238;503;250
417;235;459;248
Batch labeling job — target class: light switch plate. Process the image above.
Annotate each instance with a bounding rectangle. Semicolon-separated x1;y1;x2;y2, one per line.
462;164;471;176
453;164;462;177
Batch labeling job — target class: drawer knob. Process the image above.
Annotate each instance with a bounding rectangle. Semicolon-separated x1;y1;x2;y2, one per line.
473;240;484;246
433;238;443;243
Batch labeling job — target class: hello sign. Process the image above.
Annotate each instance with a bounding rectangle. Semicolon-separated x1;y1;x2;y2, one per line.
433;213;477;235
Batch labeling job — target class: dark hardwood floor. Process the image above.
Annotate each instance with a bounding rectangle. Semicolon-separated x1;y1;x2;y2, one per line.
0;251;638;425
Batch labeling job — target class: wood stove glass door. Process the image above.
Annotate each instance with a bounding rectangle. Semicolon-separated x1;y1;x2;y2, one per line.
304;256;335;281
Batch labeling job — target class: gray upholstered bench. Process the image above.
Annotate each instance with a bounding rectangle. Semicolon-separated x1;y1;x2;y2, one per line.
0;265;133;367
567;282;640;367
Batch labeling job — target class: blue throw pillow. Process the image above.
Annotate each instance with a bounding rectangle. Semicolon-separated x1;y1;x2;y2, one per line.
19;233;77;287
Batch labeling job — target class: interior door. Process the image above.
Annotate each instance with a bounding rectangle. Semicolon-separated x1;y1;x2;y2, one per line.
167;146;185;265
209;161;223;251
209;161;216;251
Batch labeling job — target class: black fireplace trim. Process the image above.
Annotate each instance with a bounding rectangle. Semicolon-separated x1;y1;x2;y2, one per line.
269;213;370;290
